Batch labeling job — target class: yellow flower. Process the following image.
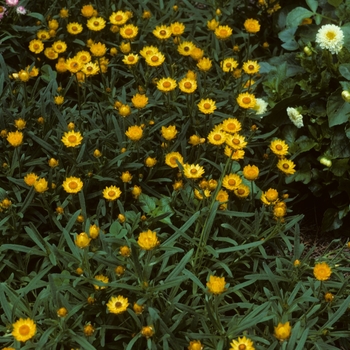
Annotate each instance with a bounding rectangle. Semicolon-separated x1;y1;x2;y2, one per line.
14;118;26;130
145;52;165;67
87;16;106;31
274;322;291;341
273;201;287;219
66;22;83;35
120;171;133;183
62;177;83;194
131;93;148;109
183;163;205;179
165;152;184;168
226;133;247;150
197;98;216;114
120;24;138;40
234;184;250;198
65;57;83;73
6;130;23;147
161;125;178;141
61;130;83;148
103;185;122;201
81;4;95;17
122;53;140;65
107;295;129;314
57;307;68;317
145;157;157;167
170;22;185;36
153;25;172;40
118;104;131;117
190;47;204;61
261;188;278;205
56;59;68;74
82;62;100;76
207;129;227;146
179;77;197;94
120;245;131;257
18;69;30;82
76;50;92;64
37;30;50;40
189;134;205;146
125;125;143;141
52;40;67;53
43;47;58;60
157;77;177;92
48;158;59;168
237;92;256;109
90;42;107;57
207;18;219;31
48;19;59;30
221;118;242;133
132;185;142;199
222;174;242;190
207;275;226;294
197;57;212;71
120;41;131;53
59;8;69;18
24;173;38;186
324;292;334;302
230;336;255;350
140;45;159;58
93;274;109;290
141;326;154;339
54;96;64;105
216;189;229;203
109;11;129;26
177;41;196;56
244;18;261;33
277;158;296;175
270;139;289;157
214;25;232;40
12;318;36;342
221;58;239;72
243;164;259;181
242;60;260;75
28;39;44;54
133;302;144;314
115;265;125;276
89;224;100;239
34;178;48;193
142;10;151;19
83;323;95;336
313;262;332;281
138;229;159;250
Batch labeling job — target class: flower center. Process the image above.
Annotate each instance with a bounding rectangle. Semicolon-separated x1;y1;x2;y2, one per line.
232;138;240;145
49;51;56;57
228;179;236;186
226;63;232;68
151;55;159;62
227;123;235;130
214;134;221;141
94;21;99;26
163;81;171;88
276;144;283;151
33;44;40;49
160;30;166;35
68;135;77;143
115;15;123;21
170;156;177;164
72;26;78;31
125;28;133;35
128;56;135;62
282;163;289;169
80;55;88;61
57;44;62;50
69;181;78;189
115;301;122;308
203;103;211;109
248;64;254;70
237;189;245;195
239;345;246;350
184;46;190;52
19;325;30;336
87;66;93;71
326;31;336;40
184;82;192;89
242;97;251;104
220;29;227;36
41;34;47;39
108;190;116;197
190;168;198;174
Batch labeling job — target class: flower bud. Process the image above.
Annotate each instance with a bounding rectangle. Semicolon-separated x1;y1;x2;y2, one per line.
341;90;350;102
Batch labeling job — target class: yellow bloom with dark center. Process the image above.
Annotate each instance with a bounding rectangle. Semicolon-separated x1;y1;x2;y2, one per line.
207;128;227;146
165;152;183;168
221;58;238;72
76;50;92;63
34;178;49;193
52;40;67;53
125;125;143;141
120;24;138;40
65;57;83;73
122;53;139;65
161;125;178;140
207;275;226;294
140;45;159;58
244;18;261;33
226;133;247;150
120;171;133;183
109;11;129;26
234;183;250;198
93;274;109;290
153;25;172;40
24;173;38;186
197;57;212;71
197;98;216;114
81;4;95;17
221;118;242;134
179;77;197;94
277;158;296;175
138;230;159;250
222;174;242;190
28;39;44;54
274;322;291;341
12;318;36;342
230;336;255;350
270;139;289;157
90;42;107;57
207;18;219;31
82;62;100;76
242;60;260;75
132;93;148;108
66;22;83;35
7;130;23;147
103;185;122;201
145;51;165;67
183;163;205;179
224;146;245;160
87;16;106;31
237;92;256;109
107;295;129;314
243;164;259;181
61;130;83;147
62;177;83;194
214;25;232;40
314;262;332;281
14;118;26;130
37;30;50;40
44;47;58;60
170;22;185;36
157;77;177;92
177;41;196;56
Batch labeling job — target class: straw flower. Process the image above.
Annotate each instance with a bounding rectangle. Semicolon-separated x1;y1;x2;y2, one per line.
274;322;291;341
145;52;165;67
244;18;260;33
230;336;255;350
7;130;23;147
66;57;83;73
183;163;205;179
12;318;36;342
87;17;106;31
24;173;38;186
214;25;232;40
61;130;83;147
132;185;142;199
270;139;289;156
107;295;129;314
207;129;227;146
125;125;143;141
62;177;83;194
132;93;148;108
138;230;159;250
221;118;241;133
141;326;154;339
90;42;107;56
153;25;172;40
93;274;109;290
179;77;197;94
28;39;44;54
109;11;129;25
234;184;250;198
277;158;296;175
103;185;122;201
120;24;138;40
236;92;256;109
81;4;95;17
207;275;226;294
315;24;344;54
197;57;212;71
66;22;83;35
34;178;48;193
165;152;184;168
221;58;238;72
140;45;159;58
52;40;67;53
161;125;178;140
122;53;139;65
207;18;219;31
242;60;260;75
171;22;185;36
313;262;332;281
197;99;216;114
243;164;259;181
177;41;196;56
253;98;268;115
226;133;247;150
222;174;242;190
157;77;177;92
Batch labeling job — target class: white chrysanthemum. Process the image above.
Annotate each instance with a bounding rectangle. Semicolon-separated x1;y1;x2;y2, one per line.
287;107;303;128
253;98;268;115
315;24;344;55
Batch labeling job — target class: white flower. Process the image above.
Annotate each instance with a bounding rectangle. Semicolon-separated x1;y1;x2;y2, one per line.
315;24;344;55
16;6;26;15
253;98;268;115
287;107;303;128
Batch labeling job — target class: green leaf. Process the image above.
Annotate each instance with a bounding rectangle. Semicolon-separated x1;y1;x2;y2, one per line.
286;7;314;28
321;295;350;329
306;0;318;12
165;249;193;282
328;0;342;7
327;89;350;127
339;63;350;80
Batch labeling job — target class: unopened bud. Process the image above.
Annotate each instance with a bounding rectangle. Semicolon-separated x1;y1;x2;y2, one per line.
341;90;350;103
319;157;332;167
303;46;312;56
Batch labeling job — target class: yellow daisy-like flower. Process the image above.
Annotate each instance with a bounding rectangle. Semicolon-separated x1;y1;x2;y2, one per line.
24;173;38;186
87;16;106;31
122;53;140;65
145;157;157;167
313;262;332;281
207;19;219;31
178;77;197;94
153;25;172;40
76;50;92;64
242;60;260;75
277;158;296;175
207;275;226;294
54;96;64;105
190;47;204;61
165;152;184;168
236;92;256;109
188;340;203;350
189;134;205;146
62;177;84;194
37;30;50;40
230;336;255;350
120;41;131;53
274;322;292;341
224;146;245;160
12;318;36;342
52;40;67;53
270;139;289;157
157;77;177;92
65;57;83;73
261;188;279;205
103;185;122;201
82;62;100;76
48;19;59;30
177;41;196;56
120;24;138;40
107;295;129;314
170;22;185;36
90;42;107;57
161;125;178;141
243;164;259;181
28;39;44;54
125;125;143;141
66;22;83;35
234;183;250;199
81;4;95;18
197;57;212;71
44;47;58;60
207;129;227;146
33;178;48;193
7;130;23;147
140;45;159;58
132;93;148;109
226;133;247;150
216;189;229;203
220;118;242;134
183;163;205;179
197;98;216;114
222;174;242;191
244;18;261;33
75;232;91;248
59;8;69;18
118;104;131;117
145;51;165;67
214;25;233;40
221;58;239;72
109;11;129;25
61;130;83;148
138;229;160;250
274;201;287;219
93;274;109;290
120;171;133;183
